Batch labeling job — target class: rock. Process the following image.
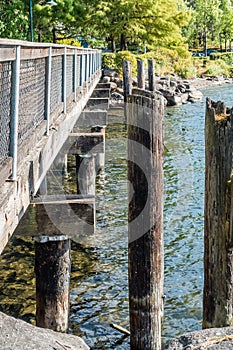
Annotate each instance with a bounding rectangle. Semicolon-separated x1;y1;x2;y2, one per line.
180;92;189;104
0;312;89;350
112;77;123;87
188;89;203;102
170;80;178;88
103;68;117;78
164;91;183;106
110;82;118;90
102;76;111;83
164;326;233;349
111;92;124;101
116;87;124;95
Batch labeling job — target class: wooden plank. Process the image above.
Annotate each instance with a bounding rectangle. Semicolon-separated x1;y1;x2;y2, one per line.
203;98;233;328
127;91;164;349
91;89;110;98
96;83;111;89
75;110;108;128
14;194;95;239
86;98;109;110
20;47;49;60
66;132;104;154
0;47;16;61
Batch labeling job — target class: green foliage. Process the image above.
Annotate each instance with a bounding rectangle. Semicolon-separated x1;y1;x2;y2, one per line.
204;59;230;76
56;38;81;47
0;0;28;40
210;52;233;65
102;53;117;69
115;51;137;75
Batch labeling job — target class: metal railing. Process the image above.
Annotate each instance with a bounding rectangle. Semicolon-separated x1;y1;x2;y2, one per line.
0;39;102;180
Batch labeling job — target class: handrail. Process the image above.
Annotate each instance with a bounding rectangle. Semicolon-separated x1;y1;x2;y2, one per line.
0;39;102;182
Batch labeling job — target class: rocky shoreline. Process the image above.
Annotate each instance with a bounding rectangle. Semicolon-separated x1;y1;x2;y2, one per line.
102;69;233;107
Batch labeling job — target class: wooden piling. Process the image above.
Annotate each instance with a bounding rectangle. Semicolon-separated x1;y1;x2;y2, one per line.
35;236;71;332
137;59;145;89
76;154;96;195
148;59;156;91
203;98;233;328
91;125;106;171
127;89;164;349
122;60;132;103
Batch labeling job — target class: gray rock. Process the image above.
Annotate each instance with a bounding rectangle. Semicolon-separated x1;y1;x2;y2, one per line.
164;326;233;349
103;68;117;78
0;312;89;350
102;76;111;83
170;80;178;88
188;89;203;102
110;82;118;90
164;92;183;106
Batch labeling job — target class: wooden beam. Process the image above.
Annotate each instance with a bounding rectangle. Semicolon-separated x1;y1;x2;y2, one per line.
76;110;108;128
66;132;104;154
14;194;95;241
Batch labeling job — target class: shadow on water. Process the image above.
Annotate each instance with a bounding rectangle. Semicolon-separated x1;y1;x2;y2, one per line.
1;84;233;349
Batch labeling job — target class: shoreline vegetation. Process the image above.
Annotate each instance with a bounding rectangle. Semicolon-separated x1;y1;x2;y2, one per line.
102;50;233;80
101;53;233;108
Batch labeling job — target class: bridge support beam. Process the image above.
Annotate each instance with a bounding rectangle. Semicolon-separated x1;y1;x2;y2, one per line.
34;235;71;332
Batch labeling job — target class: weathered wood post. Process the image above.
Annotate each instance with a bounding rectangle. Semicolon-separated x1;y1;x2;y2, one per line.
122;60;132;125
127;89;164;349
148;59;156;91
137;59;145;89
91;125;106;171
122;60;132;102
203;98;233;328
76;154;96;195
35;236;71;332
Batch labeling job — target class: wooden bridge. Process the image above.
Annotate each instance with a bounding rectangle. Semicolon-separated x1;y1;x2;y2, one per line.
0;38;107;256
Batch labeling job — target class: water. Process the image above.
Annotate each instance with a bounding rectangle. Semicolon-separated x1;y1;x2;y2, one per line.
0;84;233;349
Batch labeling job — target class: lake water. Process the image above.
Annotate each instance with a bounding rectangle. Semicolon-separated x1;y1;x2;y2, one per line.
0;83;233;349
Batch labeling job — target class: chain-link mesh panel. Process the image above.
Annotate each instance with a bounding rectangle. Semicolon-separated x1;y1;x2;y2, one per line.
0;62;12;165
66;55;73;98
50;55;62;114
18;58;46;144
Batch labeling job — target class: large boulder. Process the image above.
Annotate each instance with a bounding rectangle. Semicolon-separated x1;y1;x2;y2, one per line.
0;312;89;350
188;89;203;102
164;326;233;350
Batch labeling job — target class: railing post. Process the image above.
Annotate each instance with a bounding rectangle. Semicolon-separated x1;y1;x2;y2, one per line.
45;46;52;136
85;53;89;85
62;47;67;113
73;48;77;102
10;45;21;181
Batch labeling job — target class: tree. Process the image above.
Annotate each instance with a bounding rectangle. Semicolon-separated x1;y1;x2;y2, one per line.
82;0;189;51
218;0;233;51
0;0;28;40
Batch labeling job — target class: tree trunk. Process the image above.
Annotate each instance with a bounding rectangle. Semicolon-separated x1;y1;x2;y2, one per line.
120;34;127;51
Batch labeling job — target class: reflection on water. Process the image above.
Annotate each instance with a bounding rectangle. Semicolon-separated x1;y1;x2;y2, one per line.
0;84;233;349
